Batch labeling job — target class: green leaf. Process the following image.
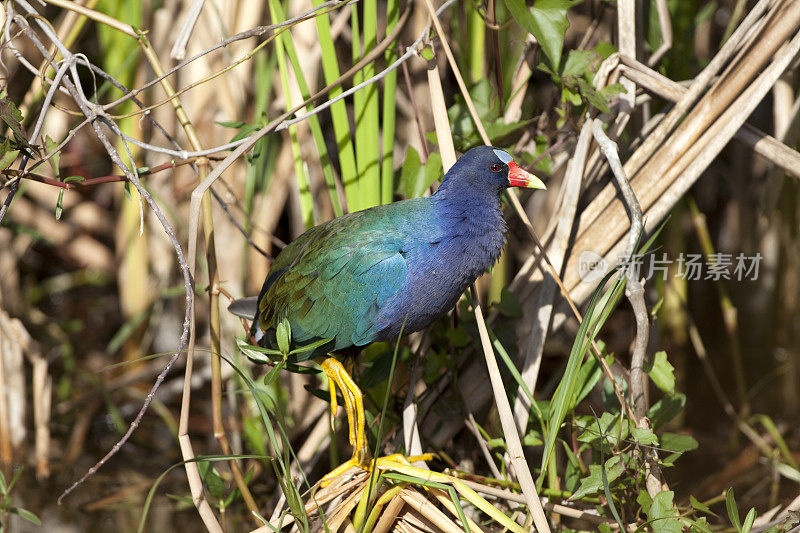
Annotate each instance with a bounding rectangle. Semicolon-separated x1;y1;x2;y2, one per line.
288;336;333;356
597;83;627;104
0;94;34;152
10;507;41;526
572;455;624;500
637;489;653;514
200;462;227;501
523;432;543;446
561;49;596;77
44;135;61;178
0;140;19;173
570;349;608;407
690;517;714;533
483;117;535;146
648;491;683;533
727;488;741;532
275;319;291;355
242;414;268;459
424;153;443;187
216;120;247;129
631;427;659;446
55;189;65;220
504;0;571;69
7;466;22;493
660;433;699;453
562;442;582;492
495;287;523;318
230;123;262;143
398;146;422;198
444;327;470;347
578;79;625;114
647;393;686;429
645;351;675;396
577;411;630;448
561;87;582;106
360;350;394;389
235;337;284;364
486;437;506;449
742;508;756;533
521;135;554;174
774;462;800;483
594;41;618;60
660;432;699;466
397;147;442;199
690;495;717;517
262;361;285;386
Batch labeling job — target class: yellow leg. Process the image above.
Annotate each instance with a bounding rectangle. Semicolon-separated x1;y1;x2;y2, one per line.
320;358;367;460
320;357;367;457
326;374;337;433
317;356;437;487
333;361;366;461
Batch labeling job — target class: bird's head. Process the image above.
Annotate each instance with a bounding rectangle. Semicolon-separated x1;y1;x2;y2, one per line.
440;146;546;194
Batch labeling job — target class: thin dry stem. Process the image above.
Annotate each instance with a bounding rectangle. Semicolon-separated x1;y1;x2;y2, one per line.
472;287;551;533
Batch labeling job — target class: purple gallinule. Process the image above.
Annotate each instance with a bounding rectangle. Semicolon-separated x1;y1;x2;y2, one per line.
230;146;545;480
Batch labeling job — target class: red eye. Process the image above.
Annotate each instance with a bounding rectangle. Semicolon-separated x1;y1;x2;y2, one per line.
490;163;502;172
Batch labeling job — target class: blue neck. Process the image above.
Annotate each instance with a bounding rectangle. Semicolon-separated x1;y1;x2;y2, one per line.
431;180;508;275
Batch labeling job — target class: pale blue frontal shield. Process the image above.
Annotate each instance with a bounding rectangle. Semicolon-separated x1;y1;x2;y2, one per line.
492;149;513;165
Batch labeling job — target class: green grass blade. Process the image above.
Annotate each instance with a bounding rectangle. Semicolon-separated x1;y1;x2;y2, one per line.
445;486;471;533
268;0;343;220
359;318;407;533
540;267;625;486
274;30;314;228
352;0;381;210
593;411;626;530
313;0;358;212
489;327;545;428
380;0;399;205
467;5;486;83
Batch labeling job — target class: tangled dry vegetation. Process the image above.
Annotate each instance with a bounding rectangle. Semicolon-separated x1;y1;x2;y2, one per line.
1;0;800;531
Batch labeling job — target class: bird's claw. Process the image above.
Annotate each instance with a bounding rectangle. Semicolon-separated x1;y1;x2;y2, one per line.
319;453;437;487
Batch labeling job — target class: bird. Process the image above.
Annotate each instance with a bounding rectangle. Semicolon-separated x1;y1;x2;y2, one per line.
229;145;545;481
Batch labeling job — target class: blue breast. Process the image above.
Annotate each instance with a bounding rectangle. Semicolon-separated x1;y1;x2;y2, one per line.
371;190;507;341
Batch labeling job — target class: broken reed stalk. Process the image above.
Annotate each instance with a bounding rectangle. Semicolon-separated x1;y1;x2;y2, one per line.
512;120;593;433
617;59;800;179
561;0;800;305
471;291;552;532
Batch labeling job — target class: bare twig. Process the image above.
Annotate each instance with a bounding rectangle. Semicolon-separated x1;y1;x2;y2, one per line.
9;11;198;512
471;286;551;533
592;120;664;498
